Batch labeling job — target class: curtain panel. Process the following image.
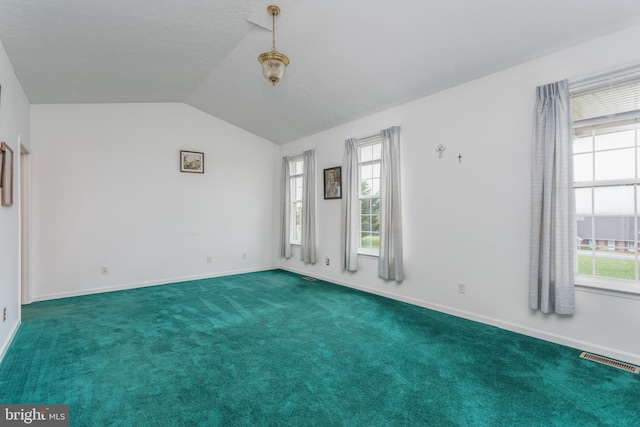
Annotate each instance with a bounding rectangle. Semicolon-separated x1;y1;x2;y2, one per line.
301;149;316;264
529;79;575;315
379;126;404;281
341;138;360;271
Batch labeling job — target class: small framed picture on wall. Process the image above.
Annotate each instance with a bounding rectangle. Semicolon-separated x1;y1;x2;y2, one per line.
1;141;14;207
180;150;204;173
324;166;342;200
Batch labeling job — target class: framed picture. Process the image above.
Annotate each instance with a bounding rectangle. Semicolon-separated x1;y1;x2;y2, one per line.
1;141;13;207
324;166;342;200
180;150;204;173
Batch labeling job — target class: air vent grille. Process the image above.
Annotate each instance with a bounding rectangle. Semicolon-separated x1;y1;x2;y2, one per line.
580;352;640;374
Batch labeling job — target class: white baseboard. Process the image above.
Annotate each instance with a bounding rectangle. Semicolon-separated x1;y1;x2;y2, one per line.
0;318;21;364
280;266;640;367
30;266;280;302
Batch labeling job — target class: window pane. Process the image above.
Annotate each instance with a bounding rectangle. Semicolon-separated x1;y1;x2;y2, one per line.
594;128;635;151
573;153;593;182
372;143;382;160
361;232;372;249
594;148;635;180
593;253;636;280
576;215;594;250
361;198;371;215
372;215;380;233
360;145;373;163
575;187;592;216
594;186;634;215
361;216;372;233
371;178;380;196
590;186;636;279
370;233;380;249
290;159;303;176
372;163;380;179
371;196;380;233
360;232;380;249
573;136;592;154
294;203;302;242
361;179;372;196
371;196;380;215
361;164;373;180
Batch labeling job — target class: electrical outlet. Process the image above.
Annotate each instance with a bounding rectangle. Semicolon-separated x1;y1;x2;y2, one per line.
207;256;212;263
325;257;330;266
3;307;6;322
101;266;108;275
458;282;466;294
242;253;247;260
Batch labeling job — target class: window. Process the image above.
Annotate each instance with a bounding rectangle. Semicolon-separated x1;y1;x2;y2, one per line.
358;140;382;254
571;70;640;285
289;156;303;244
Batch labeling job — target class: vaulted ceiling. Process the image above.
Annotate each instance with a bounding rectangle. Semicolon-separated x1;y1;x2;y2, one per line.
2;0;640;144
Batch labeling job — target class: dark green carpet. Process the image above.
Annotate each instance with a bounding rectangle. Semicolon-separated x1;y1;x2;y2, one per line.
1;270;638;426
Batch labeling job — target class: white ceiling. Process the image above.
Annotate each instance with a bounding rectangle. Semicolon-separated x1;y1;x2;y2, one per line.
2;0;640;144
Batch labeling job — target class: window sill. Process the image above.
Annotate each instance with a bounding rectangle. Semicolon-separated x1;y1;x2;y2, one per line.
358;251;379;258
575;274;640;299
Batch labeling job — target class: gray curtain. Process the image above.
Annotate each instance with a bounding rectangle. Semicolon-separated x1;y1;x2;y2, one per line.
280;156;292;259
301;149;316;264
529;79;575;315
379;126;403;281
341;138;359;271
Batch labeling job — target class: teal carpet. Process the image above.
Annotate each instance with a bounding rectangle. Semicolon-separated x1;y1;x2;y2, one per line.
1;270;638;426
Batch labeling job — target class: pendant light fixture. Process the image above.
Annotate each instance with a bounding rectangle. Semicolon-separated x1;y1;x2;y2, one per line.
258;5;289;86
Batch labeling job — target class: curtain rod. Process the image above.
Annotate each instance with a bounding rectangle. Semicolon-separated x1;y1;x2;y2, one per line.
354;132;381;143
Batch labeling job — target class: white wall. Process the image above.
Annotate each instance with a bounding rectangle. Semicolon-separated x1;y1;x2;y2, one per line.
30;103;279;300
0;38;31;360
279;24;640;365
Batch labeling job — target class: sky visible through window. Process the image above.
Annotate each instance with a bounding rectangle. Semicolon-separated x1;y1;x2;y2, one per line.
574;126;637;216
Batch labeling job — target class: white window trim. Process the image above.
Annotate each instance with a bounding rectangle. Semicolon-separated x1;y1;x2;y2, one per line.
575;275;640;299
289;155;303;246
358;248;379;257
356;138;382;256
571;69;640;296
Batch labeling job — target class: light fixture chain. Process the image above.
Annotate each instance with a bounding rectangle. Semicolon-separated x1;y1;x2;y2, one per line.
272;11;276;51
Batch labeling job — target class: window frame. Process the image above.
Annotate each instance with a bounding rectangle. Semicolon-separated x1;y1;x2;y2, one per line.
289;156;304;245
357;138;382;256
571;79;640;295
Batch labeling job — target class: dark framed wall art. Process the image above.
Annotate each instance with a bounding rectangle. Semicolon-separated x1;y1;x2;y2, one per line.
1;141;14;207
324;166;342;200
180;150;204;173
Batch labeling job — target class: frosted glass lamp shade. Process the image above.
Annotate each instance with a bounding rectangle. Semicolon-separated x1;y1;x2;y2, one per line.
258;50;289;86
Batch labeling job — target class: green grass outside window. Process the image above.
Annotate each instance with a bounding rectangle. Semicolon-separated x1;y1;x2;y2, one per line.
577;255;637;281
